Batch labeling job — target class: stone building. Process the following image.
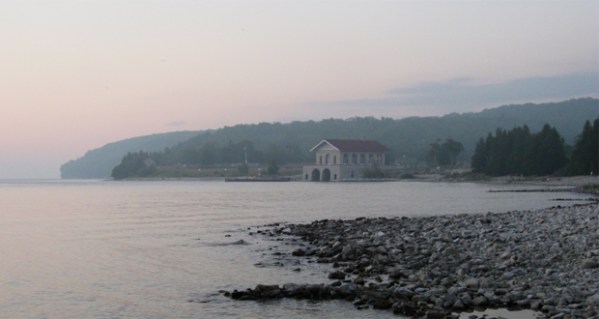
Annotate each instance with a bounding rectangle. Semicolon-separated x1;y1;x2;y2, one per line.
302;139;390;181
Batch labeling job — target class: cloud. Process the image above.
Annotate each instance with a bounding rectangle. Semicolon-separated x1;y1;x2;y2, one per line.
313;73;599;114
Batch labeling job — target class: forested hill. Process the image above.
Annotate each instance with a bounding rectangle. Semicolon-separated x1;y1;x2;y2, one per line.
61;98;598;179
60;131;201;179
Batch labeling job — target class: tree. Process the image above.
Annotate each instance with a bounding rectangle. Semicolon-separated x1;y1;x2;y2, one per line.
266;161;279;175
428;140;442;166
527;124;567;175
568;118;599;175
442;138;464;166
470;124;567;176
199;142;219;166
237;163;249;176
471;138;486;172
111;151;155;180
428;138;464;167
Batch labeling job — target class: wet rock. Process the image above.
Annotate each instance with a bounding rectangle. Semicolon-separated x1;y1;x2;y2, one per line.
426;309;451;319
254;284;281;298
328;270;346;280
337;283;359;298
291;248;306;256
393;300;421;317
372;298;392;309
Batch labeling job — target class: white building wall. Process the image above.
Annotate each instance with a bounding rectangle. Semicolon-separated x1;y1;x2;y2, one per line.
304;142;388;181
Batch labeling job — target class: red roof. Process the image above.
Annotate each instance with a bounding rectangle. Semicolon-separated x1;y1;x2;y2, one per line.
311;139;390;152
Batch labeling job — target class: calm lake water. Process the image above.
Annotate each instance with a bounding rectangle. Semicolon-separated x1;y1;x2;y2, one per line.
0;180;591;319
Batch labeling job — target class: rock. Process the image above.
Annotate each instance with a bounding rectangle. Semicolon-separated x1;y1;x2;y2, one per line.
291;248;306;256
501;271;514;280
254;284;281;298
390;269;408;279
542;304;556;313
453;299;465;310
581;259;599;269
341;243;357;259
393;301;420;317
587;293;599;306
328;270;346;280
337;283;359;297
443;293;458;308
353;277;366;285
227;202;599;318
472;296;487;307
463;277;480;289
426;309;450;319
373;298;392;309
394;287;414;299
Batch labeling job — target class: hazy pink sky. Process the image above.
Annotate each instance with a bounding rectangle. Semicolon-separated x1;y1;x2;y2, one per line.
1;1;598;178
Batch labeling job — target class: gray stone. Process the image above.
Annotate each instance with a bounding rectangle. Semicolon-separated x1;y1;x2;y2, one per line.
291;248;306;256
587;293;599;306
472;296;487;307
229;202;599;317
582;259;599;269
463;277;480;289
328;270;345;280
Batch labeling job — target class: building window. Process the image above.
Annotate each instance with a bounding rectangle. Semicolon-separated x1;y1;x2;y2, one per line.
333;155;337;164
325;154;329;165
319;155;322;165
360;154;365;164
352;154;357;164
343;154;349;164
369;154;374;164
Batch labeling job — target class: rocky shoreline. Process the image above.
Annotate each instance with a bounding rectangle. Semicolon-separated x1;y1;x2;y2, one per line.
222;202;599;318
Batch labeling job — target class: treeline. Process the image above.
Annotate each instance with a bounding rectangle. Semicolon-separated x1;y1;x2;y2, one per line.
471;119;598;176
62;98;597;179
568;118;599;175
111;140;306;179
60;131;200;179
112;118;598;180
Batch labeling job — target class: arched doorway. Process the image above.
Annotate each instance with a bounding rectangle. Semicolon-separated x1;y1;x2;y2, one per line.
311;169;321;181
322;169;331;182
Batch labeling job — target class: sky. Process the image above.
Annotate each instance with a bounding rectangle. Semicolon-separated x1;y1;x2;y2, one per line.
0;0;598;179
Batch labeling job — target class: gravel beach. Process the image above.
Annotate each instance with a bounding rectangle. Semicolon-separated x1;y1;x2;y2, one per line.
224;201;599;318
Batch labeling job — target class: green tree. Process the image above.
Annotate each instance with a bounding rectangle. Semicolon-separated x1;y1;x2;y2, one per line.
266;161;279;175
428;140;442;166
199;142;219;166
526;124;567;175
470;124;567;176
505;126;531;175
111;151;155;180
428;138;464;166
471;138;486;172
568;118;599;175
238;163;249;176
442;138;464;166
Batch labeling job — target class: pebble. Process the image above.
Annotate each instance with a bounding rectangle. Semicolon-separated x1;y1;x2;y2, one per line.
223;202;599;318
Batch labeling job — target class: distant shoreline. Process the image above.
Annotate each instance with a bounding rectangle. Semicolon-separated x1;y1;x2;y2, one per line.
110;174;599;187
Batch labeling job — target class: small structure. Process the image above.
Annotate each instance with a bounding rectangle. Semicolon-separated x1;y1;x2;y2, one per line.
303;139;390;181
